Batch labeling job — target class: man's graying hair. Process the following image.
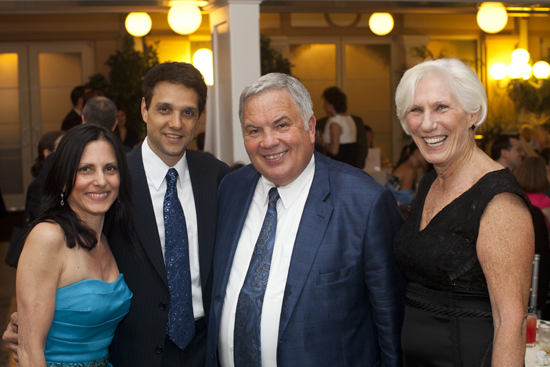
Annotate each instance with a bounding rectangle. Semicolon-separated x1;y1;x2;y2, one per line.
239;73;314;129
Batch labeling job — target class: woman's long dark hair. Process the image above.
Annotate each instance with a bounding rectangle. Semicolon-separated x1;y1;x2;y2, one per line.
30;124;133;250
393;142;419;172
31;130;64;177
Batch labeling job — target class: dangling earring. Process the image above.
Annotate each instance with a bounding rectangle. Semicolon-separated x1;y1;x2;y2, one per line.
470;124;476;131
60;193;64;206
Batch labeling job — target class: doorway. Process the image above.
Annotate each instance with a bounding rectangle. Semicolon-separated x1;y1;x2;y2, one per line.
0;41;94;209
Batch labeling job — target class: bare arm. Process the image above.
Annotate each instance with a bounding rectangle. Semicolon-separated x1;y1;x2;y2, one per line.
477;192;534;367
324;123;342;156
2;312;19;366
16;223;65;367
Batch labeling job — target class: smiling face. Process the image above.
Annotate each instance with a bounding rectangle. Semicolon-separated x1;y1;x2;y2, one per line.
68;139;120;221
242;89;316;187
141;81;200;167
406;77;478;168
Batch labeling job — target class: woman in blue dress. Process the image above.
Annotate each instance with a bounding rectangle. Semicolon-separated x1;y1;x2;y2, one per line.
16;124;133;367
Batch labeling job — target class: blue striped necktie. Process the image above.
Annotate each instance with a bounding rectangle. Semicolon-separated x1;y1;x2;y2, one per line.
164;168;195;350
234;187;280;367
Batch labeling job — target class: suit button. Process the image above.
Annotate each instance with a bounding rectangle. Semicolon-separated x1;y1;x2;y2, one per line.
159;302;167;310
211;353;215;360
156;346;163;354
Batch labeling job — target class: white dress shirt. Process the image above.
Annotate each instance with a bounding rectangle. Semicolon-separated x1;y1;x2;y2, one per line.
219;155;315;367
141;138;204;319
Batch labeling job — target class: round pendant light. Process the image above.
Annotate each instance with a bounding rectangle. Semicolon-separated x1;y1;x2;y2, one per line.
477;3;508;34
533;61;550;79
192;48;214;86
490;62;507;80
369;13;394;36
168;2;202;35
125;12;152;37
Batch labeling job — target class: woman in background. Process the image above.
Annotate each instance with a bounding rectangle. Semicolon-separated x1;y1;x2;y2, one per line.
393;58;534;367
318;86;358;167
27;130;64;224
514;155;550;226
385;141;427;206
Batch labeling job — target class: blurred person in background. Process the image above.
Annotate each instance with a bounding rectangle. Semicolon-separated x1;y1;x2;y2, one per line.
385;141;427;206
491;134;525;171
316;86;364;168
514;156;550;226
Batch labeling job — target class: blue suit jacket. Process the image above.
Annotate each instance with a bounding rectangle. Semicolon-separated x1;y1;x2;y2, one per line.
206;152;406;367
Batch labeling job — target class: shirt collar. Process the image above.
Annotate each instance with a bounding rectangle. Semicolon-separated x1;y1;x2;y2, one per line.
142;136;188;191
259;154;315;210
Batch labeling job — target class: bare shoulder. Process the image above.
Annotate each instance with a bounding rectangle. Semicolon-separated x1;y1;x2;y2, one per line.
478;192;533;257
21;222;67;259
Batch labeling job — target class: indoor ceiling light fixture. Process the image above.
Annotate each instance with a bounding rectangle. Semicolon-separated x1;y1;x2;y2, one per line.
125;12;152;37
168;1;202;35
368;13;394;36
477;2;508;34
192;48;214;86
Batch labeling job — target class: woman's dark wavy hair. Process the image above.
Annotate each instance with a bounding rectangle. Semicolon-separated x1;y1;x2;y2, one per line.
322;86;347;114
31;130;64;177
394;141;419;171
30;124;133;250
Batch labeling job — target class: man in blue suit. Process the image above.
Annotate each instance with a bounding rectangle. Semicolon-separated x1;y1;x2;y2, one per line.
206;73;406;367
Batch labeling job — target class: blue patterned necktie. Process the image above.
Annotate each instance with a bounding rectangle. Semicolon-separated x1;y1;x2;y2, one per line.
234;187;280;367
164;168;195;350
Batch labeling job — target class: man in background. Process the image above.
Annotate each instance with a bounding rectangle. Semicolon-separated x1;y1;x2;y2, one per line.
60;85;88;131
491;134;525;171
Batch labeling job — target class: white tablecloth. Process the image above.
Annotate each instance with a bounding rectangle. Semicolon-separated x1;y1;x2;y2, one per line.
526;343;549;366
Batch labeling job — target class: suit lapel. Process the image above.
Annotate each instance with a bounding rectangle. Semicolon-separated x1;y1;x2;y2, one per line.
128;146;168;288
214;167;260;315
278;152;333;339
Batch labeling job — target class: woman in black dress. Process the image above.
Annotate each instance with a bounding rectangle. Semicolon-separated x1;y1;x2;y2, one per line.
393;58;534;367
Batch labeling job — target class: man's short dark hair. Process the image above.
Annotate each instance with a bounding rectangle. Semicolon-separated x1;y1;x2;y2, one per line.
491;134;520;160
82;96;117;130
142;62;207;116
322;86;347;114
70;86;87;107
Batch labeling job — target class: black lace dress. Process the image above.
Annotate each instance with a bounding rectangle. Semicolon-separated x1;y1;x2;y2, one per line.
393;168;531;367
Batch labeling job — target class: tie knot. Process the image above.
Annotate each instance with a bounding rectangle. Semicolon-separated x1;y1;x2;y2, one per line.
166;168;179;189
268;187;280;204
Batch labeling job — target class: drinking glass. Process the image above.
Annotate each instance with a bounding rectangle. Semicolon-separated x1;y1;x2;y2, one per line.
526;313;537;347
540;322;550;353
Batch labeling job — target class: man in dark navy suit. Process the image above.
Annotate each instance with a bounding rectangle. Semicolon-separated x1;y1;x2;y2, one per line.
206;73;405;367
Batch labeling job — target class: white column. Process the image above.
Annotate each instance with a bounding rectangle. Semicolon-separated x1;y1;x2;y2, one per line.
204;0;262;165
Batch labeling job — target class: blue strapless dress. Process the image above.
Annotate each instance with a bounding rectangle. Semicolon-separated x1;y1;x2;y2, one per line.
44;274;132;367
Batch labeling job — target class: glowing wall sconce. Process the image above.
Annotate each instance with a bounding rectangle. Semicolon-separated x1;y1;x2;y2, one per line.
369;13;394;36
477;2;508;34
192;48;213;86
125;12;152;37
533;61;550;79
490;62;508;80
507;62;523;79
168;2;202;35
511;48;530;64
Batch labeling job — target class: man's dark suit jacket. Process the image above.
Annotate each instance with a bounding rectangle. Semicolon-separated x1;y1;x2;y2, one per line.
206;152;406;367
60;109;81;131
107;146;229;367
316;115;368;169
